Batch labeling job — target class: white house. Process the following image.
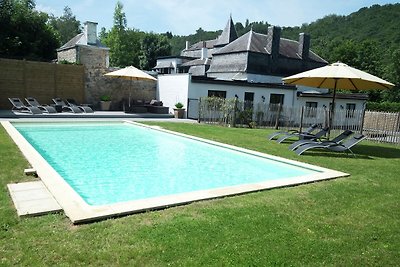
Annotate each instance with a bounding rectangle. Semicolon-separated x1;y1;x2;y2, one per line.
155;16;368;120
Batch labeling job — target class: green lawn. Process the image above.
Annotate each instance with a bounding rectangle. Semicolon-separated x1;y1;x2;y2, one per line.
1;122;399;266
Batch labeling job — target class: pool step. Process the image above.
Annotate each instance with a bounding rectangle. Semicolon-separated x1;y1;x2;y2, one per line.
24;168;37;177
7;181;62;217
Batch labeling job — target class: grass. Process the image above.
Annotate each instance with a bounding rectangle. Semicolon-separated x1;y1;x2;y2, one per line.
1;122;399;266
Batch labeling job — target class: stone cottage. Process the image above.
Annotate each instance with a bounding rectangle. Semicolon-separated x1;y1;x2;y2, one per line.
57;21;156;109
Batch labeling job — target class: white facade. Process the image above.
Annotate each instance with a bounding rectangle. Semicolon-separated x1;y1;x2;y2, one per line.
157;74;190;115
158;74;299;119
157;73;367;120
154;57;184;74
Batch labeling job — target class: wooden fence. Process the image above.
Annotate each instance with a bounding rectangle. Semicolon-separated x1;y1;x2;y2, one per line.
0;58;84;109
198;97;400;145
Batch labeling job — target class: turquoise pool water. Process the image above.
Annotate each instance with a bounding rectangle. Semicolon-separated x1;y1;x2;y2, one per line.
14;122;319;206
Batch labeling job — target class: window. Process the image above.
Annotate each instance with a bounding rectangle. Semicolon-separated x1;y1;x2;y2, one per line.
244;92;254;110
208;90;226;98
269;94;284;111
346;103;356;118
270;94;284;105
305;102;318;117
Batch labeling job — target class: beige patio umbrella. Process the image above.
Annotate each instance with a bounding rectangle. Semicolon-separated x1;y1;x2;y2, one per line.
283;62;394;130
104;66;157;108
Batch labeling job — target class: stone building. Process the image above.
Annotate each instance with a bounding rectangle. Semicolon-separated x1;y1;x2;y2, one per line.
57;21;110;69
57;21;156;109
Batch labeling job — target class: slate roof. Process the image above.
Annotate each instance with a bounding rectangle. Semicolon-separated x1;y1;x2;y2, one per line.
186;39;218;51
214;30;326;63
57;33;108;51
181;58;212;67
298;91;369;100
215;16;238;47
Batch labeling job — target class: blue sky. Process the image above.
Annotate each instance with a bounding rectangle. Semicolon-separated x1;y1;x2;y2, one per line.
35;0;399;35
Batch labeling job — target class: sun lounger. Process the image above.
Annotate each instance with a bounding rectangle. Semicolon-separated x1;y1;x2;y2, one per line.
276;127;329;144
268;123;318;140
66;99;94;113
52;98;83;113
294;133;366;156
289;130;353;151
25;97;57;113
8;98;42;114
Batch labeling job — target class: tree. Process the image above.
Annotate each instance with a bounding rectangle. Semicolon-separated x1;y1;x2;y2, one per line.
99;27;108;40
113;1;127;31
49;6;81;45
380;48;400;102
234;22;244;35
0;0;59;61
101;1;143;67
139;33;171;70
322;39;384;101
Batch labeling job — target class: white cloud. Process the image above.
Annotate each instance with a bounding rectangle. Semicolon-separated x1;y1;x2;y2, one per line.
35;4;59;16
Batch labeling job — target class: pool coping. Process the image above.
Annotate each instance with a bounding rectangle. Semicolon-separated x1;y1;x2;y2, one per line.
2;120;349;224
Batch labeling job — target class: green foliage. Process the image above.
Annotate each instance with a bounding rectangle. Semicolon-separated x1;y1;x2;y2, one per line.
49;6;81;45
139;33;171;70
169;28;221;55
174;102;184;109
0;0;59;61
100;1;144;67
113;1;127;30
100;95;111;101
366;102;400;112
237;108;254;128
281;4;400;103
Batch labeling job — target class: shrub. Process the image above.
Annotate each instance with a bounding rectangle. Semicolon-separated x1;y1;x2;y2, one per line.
100;95;111;101
175;102;184;109
366;102;400;112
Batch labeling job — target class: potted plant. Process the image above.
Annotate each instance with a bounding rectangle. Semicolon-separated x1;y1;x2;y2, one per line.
100;95;111;111
174;102;185;119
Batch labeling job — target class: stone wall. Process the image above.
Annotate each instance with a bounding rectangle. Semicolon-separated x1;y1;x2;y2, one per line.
57;45;156;110
85;67;156;110
79;46;109;69
57;48;77;63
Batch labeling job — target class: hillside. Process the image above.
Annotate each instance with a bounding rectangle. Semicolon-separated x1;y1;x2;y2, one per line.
168;4;400;102
281;3;400;64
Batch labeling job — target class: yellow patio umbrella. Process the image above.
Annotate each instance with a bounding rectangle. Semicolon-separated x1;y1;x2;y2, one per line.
283;62;394;130
104;66;157;108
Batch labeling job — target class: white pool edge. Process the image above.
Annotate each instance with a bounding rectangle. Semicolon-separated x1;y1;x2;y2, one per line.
2;120;349;224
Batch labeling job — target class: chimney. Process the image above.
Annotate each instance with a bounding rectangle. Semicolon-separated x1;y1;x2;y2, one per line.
201;47;208;60
266;26;281;60
84;21;98;45
185;41;190;50
298;33;310;59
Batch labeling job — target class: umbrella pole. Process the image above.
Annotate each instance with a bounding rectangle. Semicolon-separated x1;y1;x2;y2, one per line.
129;78;132;108
329;79;338;138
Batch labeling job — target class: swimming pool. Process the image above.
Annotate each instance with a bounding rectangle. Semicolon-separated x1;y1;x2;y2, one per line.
3;120;348;223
